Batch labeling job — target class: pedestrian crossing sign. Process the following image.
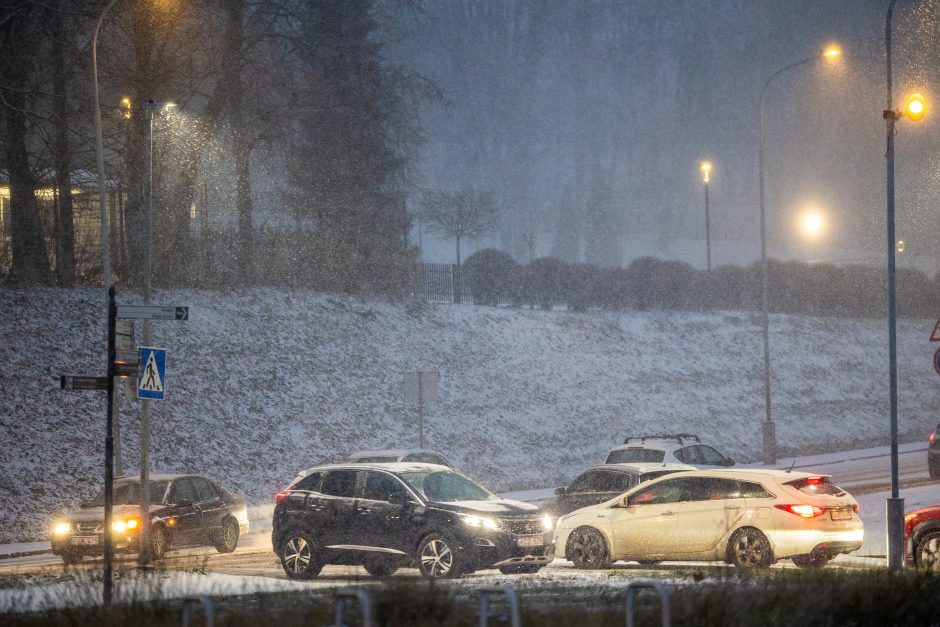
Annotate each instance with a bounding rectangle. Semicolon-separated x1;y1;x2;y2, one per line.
137;347;167;400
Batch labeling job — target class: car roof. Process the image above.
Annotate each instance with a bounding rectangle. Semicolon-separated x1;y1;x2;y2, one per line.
640;468;828;482
297;462;451;477
115;474;190;482
608;442;687;453
345;449;446;460
587;463;696;473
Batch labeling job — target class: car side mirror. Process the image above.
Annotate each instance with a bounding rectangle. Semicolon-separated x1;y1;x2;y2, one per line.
621;496;634;508
80;501;93;509
554;487;566;496
388;493;409;506
175;498;193;508
725;458;736;467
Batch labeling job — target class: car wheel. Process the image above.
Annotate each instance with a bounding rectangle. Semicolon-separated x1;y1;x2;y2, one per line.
363;557;400;578
150;524;168;560
791;553;831;568
279;530;325;580
417;533;464;578
61;551;84;566
728;527;773;569
498;564;544;574
215;518;239;553
567;527;611;569
914;531;940;573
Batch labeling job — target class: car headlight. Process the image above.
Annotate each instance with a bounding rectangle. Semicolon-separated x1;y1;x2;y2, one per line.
112;517;139;533
542;514;554;531
461;515;498;530
53;522;71;535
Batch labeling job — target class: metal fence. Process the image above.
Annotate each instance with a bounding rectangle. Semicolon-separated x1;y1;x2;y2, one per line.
416;263;474;303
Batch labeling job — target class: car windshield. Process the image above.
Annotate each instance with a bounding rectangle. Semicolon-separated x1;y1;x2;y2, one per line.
88;480;169;506
400;470;497;502
606;448;665;464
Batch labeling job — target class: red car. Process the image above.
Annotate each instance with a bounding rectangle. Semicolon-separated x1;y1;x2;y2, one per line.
905;504;940;572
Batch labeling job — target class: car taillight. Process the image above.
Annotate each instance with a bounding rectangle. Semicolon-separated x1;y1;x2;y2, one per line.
931;432;936;444
274;490;289;504
775;504;827;518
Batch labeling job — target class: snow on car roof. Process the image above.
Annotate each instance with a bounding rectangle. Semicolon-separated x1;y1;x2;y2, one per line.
599;462;696;472
298;461;452;476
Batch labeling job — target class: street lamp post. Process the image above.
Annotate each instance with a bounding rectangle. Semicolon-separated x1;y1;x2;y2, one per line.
138;100;175;566
700;161;713;272
883;0;927;572
757;45;841;465
91;0;120;608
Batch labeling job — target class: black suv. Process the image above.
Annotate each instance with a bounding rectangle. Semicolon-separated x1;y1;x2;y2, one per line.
272;463;553;579
50;474;249;565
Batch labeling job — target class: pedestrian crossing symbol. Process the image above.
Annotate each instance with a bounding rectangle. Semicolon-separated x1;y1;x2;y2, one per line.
137;347;167;400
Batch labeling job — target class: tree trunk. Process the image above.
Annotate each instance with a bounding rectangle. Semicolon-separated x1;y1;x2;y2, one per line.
51;1;76;285
225;0;253;282
2;17;51;284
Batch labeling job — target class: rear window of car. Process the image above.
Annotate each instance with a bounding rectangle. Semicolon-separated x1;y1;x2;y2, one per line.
606;448;665;464
786;476;845;496
739;480;775;498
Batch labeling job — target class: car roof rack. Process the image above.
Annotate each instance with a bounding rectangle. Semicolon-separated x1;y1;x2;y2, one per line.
622;433;701;445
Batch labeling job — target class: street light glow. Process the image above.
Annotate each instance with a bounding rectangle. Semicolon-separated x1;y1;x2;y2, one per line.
800;210;825;238
822;44;842;60
700;160;712;183
902;93;926;121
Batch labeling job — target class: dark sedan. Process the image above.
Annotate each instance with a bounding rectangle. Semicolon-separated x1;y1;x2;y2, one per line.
50;474;249;565
542;463;695;517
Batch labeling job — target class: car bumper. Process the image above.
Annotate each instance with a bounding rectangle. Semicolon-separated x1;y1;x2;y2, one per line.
766;526;864;558
465;530;553;570
51;533;140;555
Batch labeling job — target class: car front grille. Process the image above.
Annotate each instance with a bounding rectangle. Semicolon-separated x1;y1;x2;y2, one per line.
499;517;543;536
75;522;103;534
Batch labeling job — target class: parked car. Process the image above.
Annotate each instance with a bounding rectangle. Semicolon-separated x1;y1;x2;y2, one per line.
928;424;939;479
272;463;552;579
345;449;453;468
905;503;940;572
50;474;249;565
543;463;695;517
552;469;862;570
605;434;735;469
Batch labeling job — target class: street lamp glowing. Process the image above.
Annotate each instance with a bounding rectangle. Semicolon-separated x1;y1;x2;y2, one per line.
902;93;926;121
800;210;825;239
822;45;842;60
700;161;712;183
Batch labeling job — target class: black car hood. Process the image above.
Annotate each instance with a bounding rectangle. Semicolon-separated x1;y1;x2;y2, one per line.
65;503;167;523
430;499;539;517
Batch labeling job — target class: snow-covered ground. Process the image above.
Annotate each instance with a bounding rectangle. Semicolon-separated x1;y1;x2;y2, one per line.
1;288;937;543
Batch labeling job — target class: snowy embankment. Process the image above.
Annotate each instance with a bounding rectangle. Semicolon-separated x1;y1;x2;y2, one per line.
1;288;937;543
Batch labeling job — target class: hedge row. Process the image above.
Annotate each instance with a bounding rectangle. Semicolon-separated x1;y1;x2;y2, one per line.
462;248;940;319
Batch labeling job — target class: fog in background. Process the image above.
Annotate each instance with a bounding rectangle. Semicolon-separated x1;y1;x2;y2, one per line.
387;0;940;274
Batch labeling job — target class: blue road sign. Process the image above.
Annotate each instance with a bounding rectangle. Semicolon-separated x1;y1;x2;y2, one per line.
137;347;167;400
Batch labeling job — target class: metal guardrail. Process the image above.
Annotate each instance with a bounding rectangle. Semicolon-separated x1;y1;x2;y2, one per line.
479;585;521;627
180;595;214;627
332;588;375;627
625;580;671;627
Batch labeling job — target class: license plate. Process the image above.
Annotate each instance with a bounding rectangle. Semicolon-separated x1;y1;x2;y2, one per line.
516;536;544;548
69;536;99;546
830;509;852;520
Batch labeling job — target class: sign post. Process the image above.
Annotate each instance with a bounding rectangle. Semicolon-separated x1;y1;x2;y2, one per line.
404;372;438;449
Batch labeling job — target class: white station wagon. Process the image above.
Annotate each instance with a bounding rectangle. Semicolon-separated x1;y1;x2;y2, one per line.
552;469;863;569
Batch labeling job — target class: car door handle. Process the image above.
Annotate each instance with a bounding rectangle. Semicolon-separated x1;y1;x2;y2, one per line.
357;507;372;515
724;505;742;510
662;511;676;516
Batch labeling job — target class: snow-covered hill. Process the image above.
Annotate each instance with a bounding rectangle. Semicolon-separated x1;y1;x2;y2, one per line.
1;288;937;543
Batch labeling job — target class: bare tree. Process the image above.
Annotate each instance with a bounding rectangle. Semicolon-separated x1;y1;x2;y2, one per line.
419;187;499;266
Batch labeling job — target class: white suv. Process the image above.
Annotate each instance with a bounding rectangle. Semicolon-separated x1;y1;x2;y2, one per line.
605;434;735;469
